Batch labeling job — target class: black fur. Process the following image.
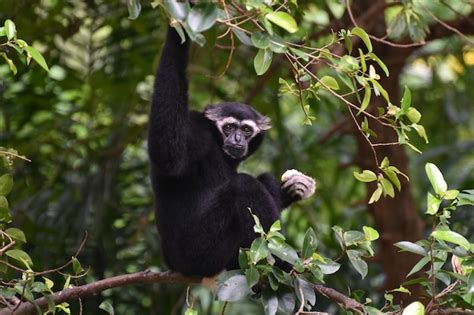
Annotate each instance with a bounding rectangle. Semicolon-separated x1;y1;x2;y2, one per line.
149;27;299;277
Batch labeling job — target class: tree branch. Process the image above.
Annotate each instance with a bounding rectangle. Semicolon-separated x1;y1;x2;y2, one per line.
0;270;366;315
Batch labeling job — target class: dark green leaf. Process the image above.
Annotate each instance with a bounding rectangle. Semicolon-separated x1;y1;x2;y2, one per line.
302;228;318;259
99;301;114;315
232;29;252;46
163;0;189;21
406;256;430;277
250;237;269;263
347;250;368;278
0;196;10;222
359;85;371;114
217;275;250;302
278;292;295;313
296;278;316;307
188;4;219;33
316;260;340;275
344;231;365;245
0;174;13;196
246;265;260;288
251;31;271;49
268;239;299;265
254;48;273;76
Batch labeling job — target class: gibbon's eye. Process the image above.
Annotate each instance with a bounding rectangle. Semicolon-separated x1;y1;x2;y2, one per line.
223;123;235;134
242;125;254;137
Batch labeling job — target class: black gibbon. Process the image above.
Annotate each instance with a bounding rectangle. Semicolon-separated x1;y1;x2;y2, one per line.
148;27;315;277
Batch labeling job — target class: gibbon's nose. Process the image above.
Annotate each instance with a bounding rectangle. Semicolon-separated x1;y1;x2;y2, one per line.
233;132;243;144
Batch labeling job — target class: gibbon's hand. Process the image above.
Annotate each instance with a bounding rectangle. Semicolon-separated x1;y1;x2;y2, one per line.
281;169;316;201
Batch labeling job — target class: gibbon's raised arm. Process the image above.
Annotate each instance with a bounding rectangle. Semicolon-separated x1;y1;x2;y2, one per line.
148;27;190;175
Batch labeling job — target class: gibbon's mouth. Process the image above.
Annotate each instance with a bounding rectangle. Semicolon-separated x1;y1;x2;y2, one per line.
223;144;246;159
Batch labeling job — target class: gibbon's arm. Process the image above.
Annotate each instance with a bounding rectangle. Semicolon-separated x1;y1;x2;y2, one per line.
148;27;190;175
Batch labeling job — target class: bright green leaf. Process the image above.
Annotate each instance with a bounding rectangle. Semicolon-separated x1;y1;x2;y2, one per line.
5;227;26;243
425;163;447;195
0;196;10;222
0;174;13;196
4;19;16;40
363;226;379;241
24;46;49;71
265;11;298;33
320;75;339;90
351;27;372;52
6;249;33;268
353;170;377;182
401;86;411;112
99;301;114;315
431;230;470;250
406;108;421;124
402;301;425;315
359;85;371;114
426;192;441;215
407;256;430;277
369;184;383;204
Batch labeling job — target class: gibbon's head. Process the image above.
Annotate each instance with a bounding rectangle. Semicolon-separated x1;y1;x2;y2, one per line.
204;102;271;160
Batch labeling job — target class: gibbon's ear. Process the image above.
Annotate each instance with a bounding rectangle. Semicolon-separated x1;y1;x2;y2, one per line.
204;105;222;122
257;116;272;131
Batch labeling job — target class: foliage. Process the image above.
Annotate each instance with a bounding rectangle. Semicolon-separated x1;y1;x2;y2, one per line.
0;0;473;314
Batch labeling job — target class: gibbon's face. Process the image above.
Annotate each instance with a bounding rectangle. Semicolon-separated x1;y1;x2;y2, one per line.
216;117;259;159
204;103;271;160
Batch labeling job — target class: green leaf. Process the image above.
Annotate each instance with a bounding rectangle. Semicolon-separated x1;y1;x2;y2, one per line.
412;124;428;143
126;0;141;20
431;230;470;250
347;250;368;279
72;257;84;275
251;31;271;49
353;170;377;182
302;228;318;259
344;231;365;245
1;52;17;75
358;49;367;72
401;86;411;112
24;46;49;71
368;52;389;77
402;301;425;315
0;196;10;222
380;177;395;198
99;301;114;315
250;237;269;263
268;239;299;265
351;27;372;52
406;256;430;277
458;190;474;206
4;19;16;40
359;85;371;114
217;275;250;302
184;308;198;315
265;12;298;33
0;174;13;196
316;260;341;275
368;184;383;204
406;108;421;124
5;227;26;243
296;278;316;307
254;48;273;76
163;0;189;21
269;220;281;233
262;294;278;315
425;163;447;195
188;4;219;33
289;47;309;62
246;265;260;288
363;226;379;241
320;76;339;90
394;241;427;256
6;249;33;268
383;168;401;191
277;292;295;313
232;29;252;46
370;79;390;103
426;192;442;215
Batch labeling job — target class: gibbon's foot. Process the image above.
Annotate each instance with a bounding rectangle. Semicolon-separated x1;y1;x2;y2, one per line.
281;169;316;200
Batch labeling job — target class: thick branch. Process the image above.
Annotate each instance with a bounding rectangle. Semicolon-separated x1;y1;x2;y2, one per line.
0;270;366;315
314;284;365;314
0;270;200;315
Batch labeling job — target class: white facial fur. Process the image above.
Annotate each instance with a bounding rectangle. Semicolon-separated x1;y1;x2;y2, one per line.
216;117;262;140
